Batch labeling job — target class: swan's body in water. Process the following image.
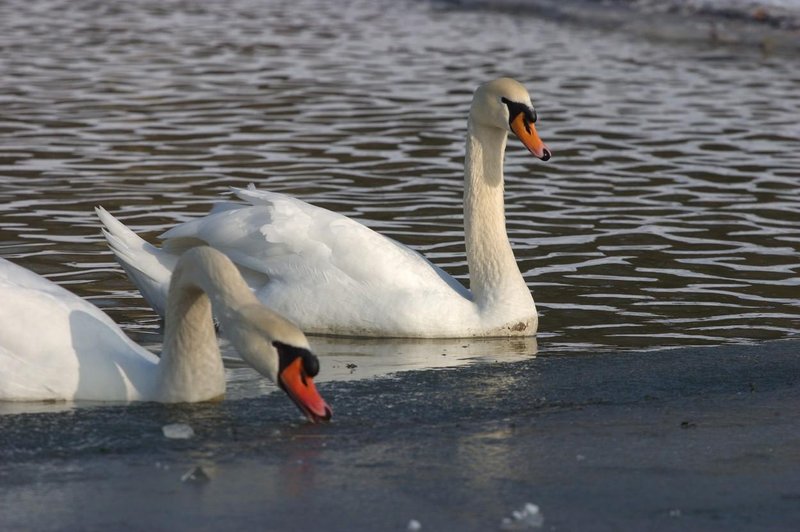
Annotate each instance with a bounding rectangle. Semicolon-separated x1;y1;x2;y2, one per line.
98;78;551;338
0;246;332;423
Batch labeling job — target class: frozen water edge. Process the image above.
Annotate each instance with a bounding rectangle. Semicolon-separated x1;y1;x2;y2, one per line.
452;0;800;53
0;339;798;531
500;503;544;529
162;423;195;440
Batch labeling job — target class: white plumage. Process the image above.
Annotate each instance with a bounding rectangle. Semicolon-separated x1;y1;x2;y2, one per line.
0;247;332;423
99;78;551;338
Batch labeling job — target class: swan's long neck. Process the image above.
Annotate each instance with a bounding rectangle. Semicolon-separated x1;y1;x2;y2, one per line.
464;120;533;316
156;249;258;402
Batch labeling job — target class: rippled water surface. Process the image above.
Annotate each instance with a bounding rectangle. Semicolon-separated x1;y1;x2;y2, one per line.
1;0;799;380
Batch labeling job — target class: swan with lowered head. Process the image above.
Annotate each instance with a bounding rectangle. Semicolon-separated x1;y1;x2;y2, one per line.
97;78;551;338
0;246;332;422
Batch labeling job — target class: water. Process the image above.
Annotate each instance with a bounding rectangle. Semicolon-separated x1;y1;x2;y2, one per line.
1;5;799;528
0;0;799;389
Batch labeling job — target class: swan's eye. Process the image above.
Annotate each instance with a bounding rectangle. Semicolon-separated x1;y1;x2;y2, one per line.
501;97;537;125
302;352;320;377
274;341;319;377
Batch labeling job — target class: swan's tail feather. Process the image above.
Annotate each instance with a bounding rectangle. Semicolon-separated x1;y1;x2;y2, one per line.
95;207;175;318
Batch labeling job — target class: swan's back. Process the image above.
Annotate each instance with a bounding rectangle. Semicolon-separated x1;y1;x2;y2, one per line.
163;188;453;287
0;259;157;401
159;188;475;335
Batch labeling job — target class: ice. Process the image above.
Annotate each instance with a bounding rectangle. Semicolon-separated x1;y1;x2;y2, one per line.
181;465;210;483
162;423;195;439
500;502;544;530
407;519;422;531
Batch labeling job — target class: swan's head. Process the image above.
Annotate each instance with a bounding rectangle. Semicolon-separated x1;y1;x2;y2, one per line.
232;305;332;423
470;77;552;161
273;340;333;424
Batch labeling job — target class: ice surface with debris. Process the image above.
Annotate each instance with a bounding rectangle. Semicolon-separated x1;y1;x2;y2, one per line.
181;465;210;483
407;519;422;531
500;503;544;530
162;423;195;439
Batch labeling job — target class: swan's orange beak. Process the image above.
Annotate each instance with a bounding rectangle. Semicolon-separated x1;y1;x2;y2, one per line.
510;113;552;161
280;357;332;423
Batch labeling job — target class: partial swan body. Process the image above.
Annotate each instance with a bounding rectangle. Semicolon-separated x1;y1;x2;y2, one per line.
0;247;332;423
98;78;551;338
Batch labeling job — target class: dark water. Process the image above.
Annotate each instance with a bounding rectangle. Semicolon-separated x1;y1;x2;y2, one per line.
0;0;799;384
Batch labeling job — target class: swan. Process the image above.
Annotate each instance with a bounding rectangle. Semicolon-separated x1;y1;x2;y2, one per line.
0;246;332;423
97;78;551;338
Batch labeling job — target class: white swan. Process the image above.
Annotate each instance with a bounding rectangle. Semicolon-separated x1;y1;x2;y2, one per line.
0;247;332;423
98;78;551;338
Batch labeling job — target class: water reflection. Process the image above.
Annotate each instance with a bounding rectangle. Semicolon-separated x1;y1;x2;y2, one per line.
224;336;538;398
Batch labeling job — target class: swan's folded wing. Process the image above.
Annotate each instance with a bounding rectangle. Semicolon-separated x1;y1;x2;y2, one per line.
0;268;94;400
160;187;469;298
0;259;158;401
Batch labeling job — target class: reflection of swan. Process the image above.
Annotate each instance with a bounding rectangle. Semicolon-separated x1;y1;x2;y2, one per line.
311;335;538;382
0;247;331;423
98;78;551;338
222;336;538;392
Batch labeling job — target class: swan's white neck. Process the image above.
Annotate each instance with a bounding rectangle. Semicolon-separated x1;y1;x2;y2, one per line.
156;249;258;402
463;120;534;319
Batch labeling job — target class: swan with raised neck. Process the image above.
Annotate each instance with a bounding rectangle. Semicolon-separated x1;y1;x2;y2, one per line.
463;77;551;333
96;78;552;337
